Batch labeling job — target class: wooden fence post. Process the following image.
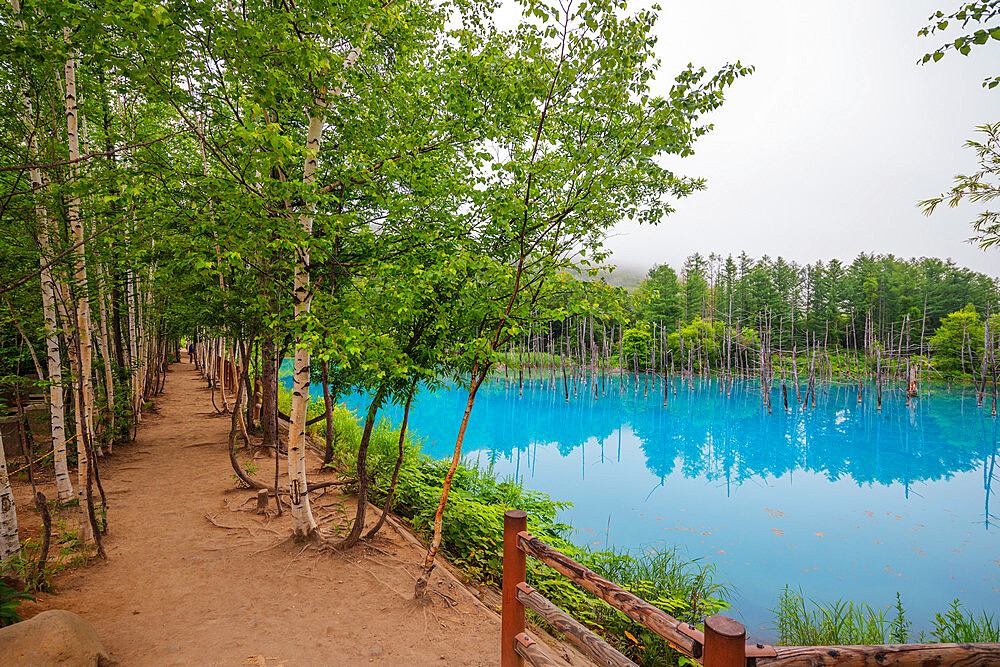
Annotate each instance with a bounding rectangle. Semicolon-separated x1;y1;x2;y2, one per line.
503;510;528;667
704;615;745;667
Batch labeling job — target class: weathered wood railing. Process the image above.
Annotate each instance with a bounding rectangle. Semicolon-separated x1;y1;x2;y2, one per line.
501;510;1000;667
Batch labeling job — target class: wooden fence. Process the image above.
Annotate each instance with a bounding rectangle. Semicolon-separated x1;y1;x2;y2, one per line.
501;510;1000;667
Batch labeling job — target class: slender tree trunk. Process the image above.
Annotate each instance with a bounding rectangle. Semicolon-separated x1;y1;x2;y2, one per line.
336;389;386;549
366;381;416;539
321;361;334;466
260;333;277;451
64;30;96;540
415;367;487;596
126;268;140;423
41;246;73;501
95;263;115;452
0;430;20;561
286;99;328;539
65;327;93;542
64;36;96;452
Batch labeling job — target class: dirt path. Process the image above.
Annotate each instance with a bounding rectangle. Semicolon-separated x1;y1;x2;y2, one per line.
18;361;513;666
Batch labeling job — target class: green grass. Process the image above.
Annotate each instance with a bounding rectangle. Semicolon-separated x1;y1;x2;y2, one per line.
772;588;998;645
772;586;903;645
580;547;732;662
931;600;1000;643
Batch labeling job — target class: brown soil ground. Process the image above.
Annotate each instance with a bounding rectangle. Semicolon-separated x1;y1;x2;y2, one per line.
10;361;582;666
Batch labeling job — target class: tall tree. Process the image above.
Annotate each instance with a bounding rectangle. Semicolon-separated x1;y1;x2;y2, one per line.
636;264;683;324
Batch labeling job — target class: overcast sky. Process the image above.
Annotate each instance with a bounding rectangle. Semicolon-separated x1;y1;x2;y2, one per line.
597;0;999;277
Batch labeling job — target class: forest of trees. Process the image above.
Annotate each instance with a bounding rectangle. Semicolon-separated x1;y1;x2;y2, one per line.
0;0;754;583
632;253;1000;373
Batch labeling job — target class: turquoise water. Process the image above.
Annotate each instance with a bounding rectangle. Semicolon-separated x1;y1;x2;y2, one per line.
294;369;999;639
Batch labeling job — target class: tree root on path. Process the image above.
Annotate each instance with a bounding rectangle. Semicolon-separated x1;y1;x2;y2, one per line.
434;590;459;609
279;544;312;575
204;513;283;538
204;513;249;531
250;535;296;555
229;423;351;496
349;560;410;600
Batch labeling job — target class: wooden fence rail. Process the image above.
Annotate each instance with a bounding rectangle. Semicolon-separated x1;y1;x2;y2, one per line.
501;510;1000;667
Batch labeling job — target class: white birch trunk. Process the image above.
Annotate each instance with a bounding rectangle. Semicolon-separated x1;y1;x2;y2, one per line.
64;30;95;440
287;102;328;538
11;0;74;502
59;281;91;540
286;42;365;538
65;325;94;542
0;430;20;561
41;228;74;501
64;28;95;539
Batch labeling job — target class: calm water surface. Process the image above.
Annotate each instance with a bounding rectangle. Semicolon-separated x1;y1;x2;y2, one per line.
296;369;999;638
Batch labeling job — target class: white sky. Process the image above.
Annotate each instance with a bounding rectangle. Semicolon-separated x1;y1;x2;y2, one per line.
595;0;1000;277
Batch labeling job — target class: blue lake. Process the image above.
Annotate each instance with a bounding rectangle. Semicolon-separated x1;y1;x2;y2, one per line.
292;369;999;639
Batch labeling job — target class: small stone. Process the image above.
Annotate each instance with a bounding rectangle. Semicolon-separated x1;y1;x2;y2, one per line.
370;646;383;656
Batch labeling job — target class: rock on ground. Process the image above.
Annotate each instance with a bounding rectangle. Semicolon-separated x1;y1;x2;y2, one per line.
0;609;112;666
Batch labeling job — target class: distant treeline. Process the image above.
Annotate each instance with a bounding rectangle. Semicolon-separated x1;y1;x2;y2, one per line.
630;252;998;344
501;253;999;396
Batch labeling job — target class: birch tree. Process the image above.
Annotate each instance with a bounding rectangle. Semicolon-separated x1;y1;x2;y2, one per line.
9;0;74;502
0;429;19;562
